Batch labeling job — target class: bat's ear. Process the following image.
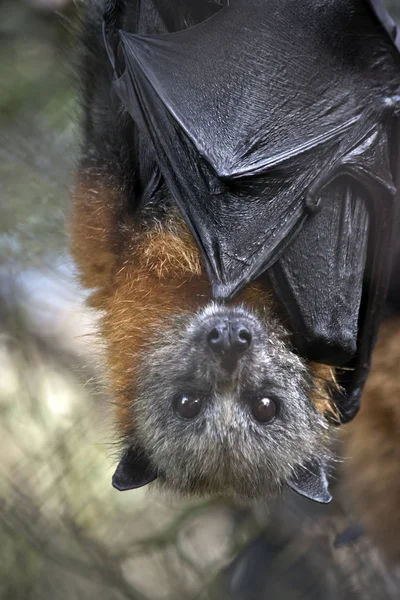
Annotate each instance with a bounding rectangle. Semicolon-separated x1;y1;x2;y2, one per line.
287;460;332;504
112;445;158;491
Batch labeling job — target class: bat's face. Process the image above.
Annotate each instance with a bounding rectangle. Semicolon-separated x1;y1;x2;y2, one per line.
133;302;331;498
72;185;334;502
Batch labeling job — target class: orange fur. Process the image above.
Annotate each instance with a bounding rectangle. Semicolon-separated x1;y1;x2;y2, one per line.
71;172;336;434
309;363;339;418
70;174;119;309
137;219;202;278
342;318;400;561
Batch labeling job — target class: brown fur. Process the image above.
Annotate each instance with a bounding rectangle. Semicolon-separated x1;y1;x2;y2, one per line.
342;318;400;562
71;171;336;436
70;175;119;309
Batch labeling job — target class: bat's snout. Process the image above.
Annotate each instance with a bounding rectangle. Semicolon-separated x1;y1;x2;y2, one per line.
189;305;265;377
205;314;253;371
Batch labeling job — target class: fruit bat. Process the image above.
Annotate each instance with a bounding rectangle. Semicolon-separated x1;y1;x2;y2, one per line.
72;0;400;503
101;0;400;426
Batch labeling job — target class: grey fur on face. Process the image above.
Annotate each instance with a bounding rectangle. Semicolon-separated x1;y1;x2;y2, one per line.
130;303;331;499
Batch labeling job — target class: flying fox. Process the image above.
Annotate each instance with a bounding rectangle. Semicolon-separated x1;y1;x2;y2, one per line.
71;0;400;508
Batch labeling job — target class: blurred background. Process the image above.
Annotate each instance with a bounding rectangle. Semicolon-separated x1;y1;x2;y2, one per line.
1;1;400;599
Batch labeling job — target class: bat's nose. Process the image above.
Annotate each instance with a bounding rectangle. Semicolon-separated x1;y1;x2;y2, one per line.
206;317;252;367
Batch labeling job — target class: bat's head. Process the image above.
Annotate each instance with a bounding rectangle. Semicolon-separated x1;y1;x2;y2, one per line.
72;184;336;503
123;302;333;501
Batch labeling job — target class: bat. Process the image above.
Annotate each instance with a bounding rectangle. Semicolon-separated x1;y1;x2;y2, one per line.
71;0;400;503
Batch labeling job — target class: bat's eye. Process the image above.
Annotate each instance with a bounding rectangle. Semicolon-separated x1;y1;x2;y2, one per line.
175;395;203;420
250;397;277;424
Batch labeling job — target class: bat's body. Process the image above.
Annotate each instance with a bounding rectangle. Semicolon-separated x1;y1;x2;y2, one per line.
72;0;400;521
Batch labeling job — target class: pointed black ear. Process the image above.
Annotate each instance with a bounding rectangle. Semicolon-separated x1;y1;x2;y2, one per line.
287;460;332;504
112;445;158;491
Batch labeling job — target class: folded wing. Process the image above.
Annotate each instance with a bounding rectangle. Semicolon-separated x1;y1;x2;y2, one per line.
104;0;400;420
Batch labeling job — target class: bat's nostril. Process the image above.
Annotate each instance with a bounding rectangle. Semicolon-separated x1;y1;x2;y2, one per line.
207;323;229;353
208;328;219;343
237;327;252;349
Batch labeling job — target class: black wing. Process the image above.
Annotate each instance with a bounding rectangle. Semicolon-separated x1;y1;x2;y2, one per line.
103;0;400;421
